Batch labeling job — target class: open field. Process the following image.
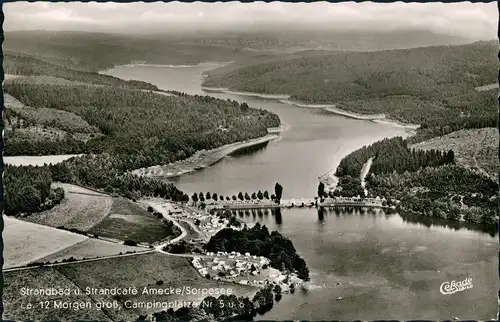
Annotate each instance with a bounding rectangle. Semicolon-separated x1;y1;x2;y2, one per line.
55;252;258;320
5;91;98;134
24;183;113;231
22;185;179;244
4;216;88;269
410;128;498;180
3;267;110;321
475;83;498;92
88;198;179;244
8;105;98;134
4;92;26;108
4;154;82;166
36;238;145;264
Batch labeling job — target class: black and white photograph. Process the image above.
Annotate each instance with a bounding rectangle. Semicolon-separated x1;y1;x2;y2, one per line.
1;1;499;320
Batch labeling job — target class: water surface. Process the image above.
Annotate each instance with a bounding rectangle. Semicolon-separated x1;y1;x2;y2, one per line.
105;63;499;320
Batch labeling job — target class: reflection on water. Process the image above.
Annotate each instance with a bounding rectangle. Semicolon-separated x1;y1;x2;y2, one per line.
235;207;497;237
105;63;499;321
237;207;498;320
229;140;271;157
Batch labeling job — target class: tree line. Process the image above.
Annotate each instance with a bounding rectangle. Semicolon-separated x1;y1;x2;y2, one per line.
5;83;280;172
191;183;284;204
4;52;158;90
336;136;454;179
150;285;281;321
204;222;309;281
203;41;497;146
4;80;281;213
333;136;455;197
4;165;64;215
49;155;189;202
366;165;498;225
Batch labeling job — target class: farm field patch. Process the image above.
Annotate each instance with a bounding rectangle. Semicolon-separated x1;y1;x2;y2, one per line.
3;216;88;269
56;252;258;320
3;267;110;321
88;198;179;244
36;238;145;264
411;127;497;180
23;183;113;231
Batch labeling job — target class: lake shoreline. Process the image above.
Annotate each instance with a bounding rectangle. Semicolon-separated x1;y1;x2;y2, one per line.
99;61;234;74
131;133;280;179
200;86;420;130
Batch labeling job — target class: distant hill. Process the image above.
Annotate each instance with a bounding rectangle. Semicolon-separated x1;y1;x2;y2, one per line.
204;41;497;102
203;41;498;139
3;52;158;90
3;31;256;72
3;29;479;72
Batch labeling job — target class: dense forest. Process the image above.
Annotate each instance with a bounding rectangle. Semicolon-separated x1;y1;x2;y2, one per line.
333;134;497;226
366;165;498;225
203;41;496;103
150;285;279;321
5;83;280;164
335;137;454;178
4;165;64;215
4;53;157;90
204;41;497;144
3;49;281;217
5;135;87;156
204;223;309;281
49;155;188;201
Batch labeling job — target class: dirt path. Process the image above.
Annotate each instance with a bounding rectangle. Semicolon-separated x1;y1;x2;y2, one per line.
360;157;374;196
3;249;155;273
472;130;492;180
141;199;188;251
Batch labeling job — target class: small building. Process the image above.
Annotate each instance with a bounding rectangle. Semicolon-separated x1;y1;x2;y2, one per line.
239;280;249;285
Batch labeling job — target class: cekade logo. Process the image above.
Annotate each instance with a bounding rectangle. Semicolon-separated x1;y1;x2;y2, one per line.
440;277;473;295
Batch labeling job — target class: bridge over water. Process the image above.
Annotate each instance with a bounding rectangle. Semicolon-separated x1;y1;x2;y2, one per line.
205;196;385;210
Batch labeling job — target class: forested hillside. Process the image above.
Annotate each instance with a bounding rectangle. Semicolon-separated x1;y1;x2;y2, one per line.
5;82;279;163
333;135;498;228
4;52;158;90
203;41;497;142
204;41;496;102
3;46;281;216
3;31;255;72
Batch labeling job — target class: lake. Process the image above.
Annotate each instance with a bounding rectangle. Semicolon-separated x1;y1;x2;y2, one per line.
104;63;499;320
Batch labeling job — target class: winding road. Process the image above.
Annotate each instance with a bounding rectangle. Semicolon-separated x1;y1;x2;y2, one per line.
5;199;203;273
360;157;374;196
